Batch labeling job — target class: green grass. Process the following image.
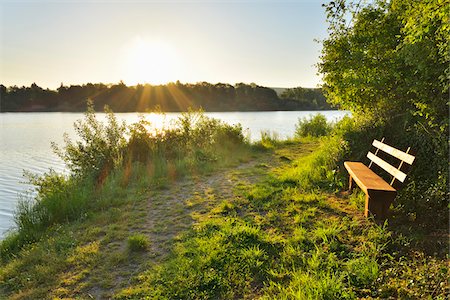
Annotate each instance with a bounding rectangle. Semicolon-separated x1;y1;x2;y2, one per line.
0;138;447;299
127;234;150;252
113;140;448;300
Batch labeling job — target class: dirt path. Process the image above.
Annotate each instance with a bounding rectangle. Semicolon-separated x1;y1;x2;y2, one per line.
145;156;273;261
141;142;323;262
84;152;278;299
85;143;317;298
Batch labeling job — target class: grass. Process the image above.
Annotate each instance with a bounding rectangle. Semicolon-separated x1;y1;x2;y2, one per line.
127;234;150;252
0;138;448;299
0;109;252;260
113;140;447;299
112;141;361;299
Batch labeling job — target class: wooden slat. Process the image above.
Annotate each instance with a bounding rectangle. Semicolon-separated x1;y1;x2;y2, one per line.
367;152;407;182
369;137;385;169
344;161;396;193
390;147;411;186
372;140;415;164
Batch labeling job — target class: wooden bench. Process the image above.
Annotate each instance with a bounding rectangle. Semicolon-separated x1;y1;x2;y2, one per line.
344;138;415;219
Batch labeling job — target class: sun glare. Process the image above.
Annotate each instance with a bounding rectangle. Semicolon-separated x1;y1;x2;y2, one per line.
122;38;179;85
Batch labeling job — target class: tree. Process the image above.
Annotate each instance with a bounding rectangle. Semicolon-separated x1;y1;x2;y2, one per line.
280;87;330;109
318;0;449;223
319;0;449;130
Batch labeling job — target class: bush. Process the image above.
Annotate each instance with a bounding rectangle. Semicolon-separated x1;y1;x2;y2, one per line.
52;100;127;181
126;116;153;163
127;234;150;252
127;110;247;169
327;115;448;227
295;114;332;138
318;0;449;227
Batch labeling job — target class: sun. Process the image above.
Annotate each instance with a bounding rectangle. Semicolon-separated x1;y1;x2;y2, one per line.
122;38;178;85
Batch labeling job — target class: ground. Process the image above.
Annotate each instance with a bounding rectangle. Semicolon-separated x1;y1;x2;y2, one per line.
0;141;448;299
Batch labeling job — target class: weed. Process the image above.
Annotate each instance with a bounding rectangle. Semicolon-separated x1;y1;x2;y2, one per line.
259;130;280;149
1;106;250;259
127;234;150;252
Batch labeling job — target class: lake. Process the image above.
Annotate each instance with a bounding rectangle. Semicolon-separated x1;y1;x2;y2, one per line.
0;110;349;238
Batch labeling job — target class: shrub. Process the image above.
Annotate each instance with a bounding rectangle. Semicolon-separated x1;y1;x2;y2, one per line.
52;100;127;181
127;234;150;252
295;113;332;138
127;110;247;169
326;114;448;226
126;116;153;163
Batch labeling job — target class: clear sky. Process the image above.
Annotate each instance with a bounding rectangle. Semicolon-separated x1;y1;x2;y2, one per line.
0;0;329;89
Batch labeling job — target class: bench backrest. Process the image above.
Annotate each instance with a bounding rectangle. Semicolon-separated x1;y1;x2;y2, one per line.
367;138;415;186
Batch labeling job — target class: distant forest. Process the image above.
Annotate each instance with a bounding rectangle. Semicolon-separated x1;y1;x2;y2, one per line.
0;82;332;112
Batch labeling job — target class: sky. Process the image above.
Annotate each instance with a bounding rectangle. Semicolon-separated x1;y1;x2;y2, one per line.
0;0;329;89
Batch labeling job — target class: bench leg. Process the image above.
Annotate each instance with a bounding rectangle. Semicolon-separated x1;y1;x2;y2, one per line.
364;194;370;218
348;175;354;192
365;193;396;220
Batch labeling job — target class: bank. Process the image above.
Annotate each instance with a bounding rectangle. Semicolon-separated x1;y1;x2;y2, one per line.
0;133;447;298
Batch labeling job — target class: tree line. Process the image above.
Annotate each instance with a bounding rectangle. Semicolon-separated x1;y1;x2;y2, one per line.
0;81;331;112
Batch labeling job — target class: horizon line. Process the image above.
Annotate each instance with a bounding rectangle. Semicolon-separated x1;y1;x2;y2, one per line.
0;80;322;90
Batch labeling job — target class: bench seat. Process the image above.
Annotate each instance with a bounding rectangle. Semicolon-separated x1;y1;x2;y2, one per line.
343;139;414;219
344;161;397;219
344;162;396;194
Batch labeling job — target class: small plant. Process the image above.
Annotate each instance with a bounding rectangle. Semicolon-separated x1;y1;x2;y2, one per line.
259;130;280;148
127;234;150;252
346;257;379;287
295;113;332;138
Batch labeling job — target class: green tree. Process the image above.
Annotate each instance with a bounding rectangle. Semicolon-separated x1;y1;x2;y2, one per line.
281;87;330;109
319;0;449;224
319;0;449;130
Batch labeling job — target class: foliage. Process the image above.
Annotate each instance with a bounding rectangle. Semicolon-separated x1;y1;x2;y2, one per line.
52;100;127;181
127;110;248;170
280;87;332;110
0;81;323;112
295;113;333;138
319;0;449;225
319;0;449;127
127;234;150;252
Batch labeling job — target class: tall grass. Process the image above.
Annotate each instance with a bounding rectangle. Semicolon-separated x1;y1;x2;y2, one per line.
0;104;250;261
278;135;349;192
